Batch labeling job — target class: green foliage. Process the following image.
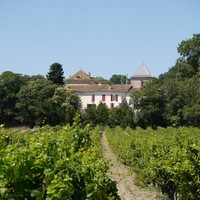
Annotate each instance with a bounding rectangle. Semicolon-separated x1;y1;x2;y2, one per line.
0;70;80;127
0;122;118;199
178;33;200;73
0;71;27;126
93;76;109;84
96;102;109;126
182;104;200;126
108;100;135;128
82;101;135;129
131;79;166;128
53;87;81;125
16;78;60;127
105;126;200;199
131;34;200;128
82;103;109;127
15;77;81;127
46;63;65;86
90;125;104;157
82;104;97;126
109;74;130;84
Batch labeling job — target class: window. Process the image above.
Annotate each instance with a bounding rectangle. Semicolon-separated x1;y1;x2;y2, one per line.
92;94;95;102
111;94;118;101
110;103;114;108
102;94;106;101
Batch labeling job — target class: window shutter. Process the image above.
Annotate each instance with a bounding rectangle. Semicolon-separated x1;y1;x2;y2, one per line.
102;95;105;101
116;95;118;102
92;94;95;102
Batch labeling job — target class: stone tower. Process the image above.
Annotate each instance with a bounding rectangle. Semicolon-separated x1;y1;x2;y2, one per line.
131;63;152;89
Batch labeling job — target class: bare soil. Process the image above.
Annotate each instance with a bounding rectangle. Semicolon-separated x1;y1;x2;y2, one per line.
101;132;165;200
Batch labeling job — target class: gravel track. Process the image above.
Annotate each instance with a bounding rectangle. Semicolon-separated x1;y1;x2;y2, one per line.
101;132;164;200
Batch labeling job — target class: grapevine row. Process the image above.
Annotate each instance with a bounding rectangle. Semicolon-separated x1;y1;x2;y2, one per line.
105;126;200;200
0;120;118;200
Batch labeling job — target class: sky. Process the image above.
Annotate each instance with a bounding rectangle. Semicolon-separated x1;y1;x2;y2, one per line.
0;0;200;79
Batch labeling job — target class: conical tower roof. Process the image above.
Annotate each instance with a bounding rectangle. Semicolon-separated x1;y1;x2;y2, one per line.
133;63;151;77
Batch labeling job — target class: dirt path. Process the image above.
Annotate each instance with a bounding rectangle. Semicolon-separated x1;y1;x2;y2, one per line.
101;132;164;200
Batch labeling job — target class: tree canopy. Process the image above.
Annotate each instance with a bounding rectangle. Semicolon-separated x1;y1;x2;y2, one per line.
93;76;109;84
16;78;60;127
0;71;27;126
46;62;65;85
0;70;81;127
109;74;130;84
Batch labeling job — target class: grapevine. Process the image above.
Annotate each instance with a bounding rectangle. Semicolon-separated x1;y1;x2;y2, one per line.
105;126;200;200
0;122;118;199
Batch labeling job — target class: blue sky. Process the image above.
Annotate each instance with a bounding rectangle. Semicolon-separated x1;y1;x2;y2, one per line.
0;0;199;79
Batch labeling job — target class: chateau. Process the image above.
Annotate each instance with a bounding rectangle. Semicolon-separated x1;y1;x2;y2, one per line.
66;63;152;109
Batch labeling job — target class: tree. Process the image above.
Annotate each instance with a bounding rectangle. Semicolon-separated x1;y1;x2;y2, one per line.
108;100;135;128
138;90;167;128
181;77;200;126
52;87;81;125
46;63;65;85
93;76;109;84
82;104;97;126
177;34;200;73
182;104;200;127
82;102;109;126
16;77;63;127
0;71;27;126
96;102;109;126
131;79;167;128
109;74;130;84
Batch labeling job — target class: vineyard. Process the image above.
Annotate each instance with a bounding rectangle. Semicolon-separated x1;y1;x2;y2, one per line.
0;119;119;200
1;121;200;200
105;126;200;200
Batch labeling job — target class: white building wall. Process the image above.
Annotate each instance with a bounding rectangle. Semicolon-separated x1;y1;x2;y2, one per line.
76;91;131;109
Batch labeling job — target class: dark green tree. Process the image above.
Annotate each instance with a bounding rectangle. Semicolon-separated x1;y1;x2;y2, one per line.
82;102;109;126
181;77;200;126
108;100;135;128
96;102;109;126
109;74;130;84
177;34;200;73
52;87;81;125
82;104;97;126
131;79;167;128
93;76;109;84
16;77;64;127
46;62;65;85
0;71;27;126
